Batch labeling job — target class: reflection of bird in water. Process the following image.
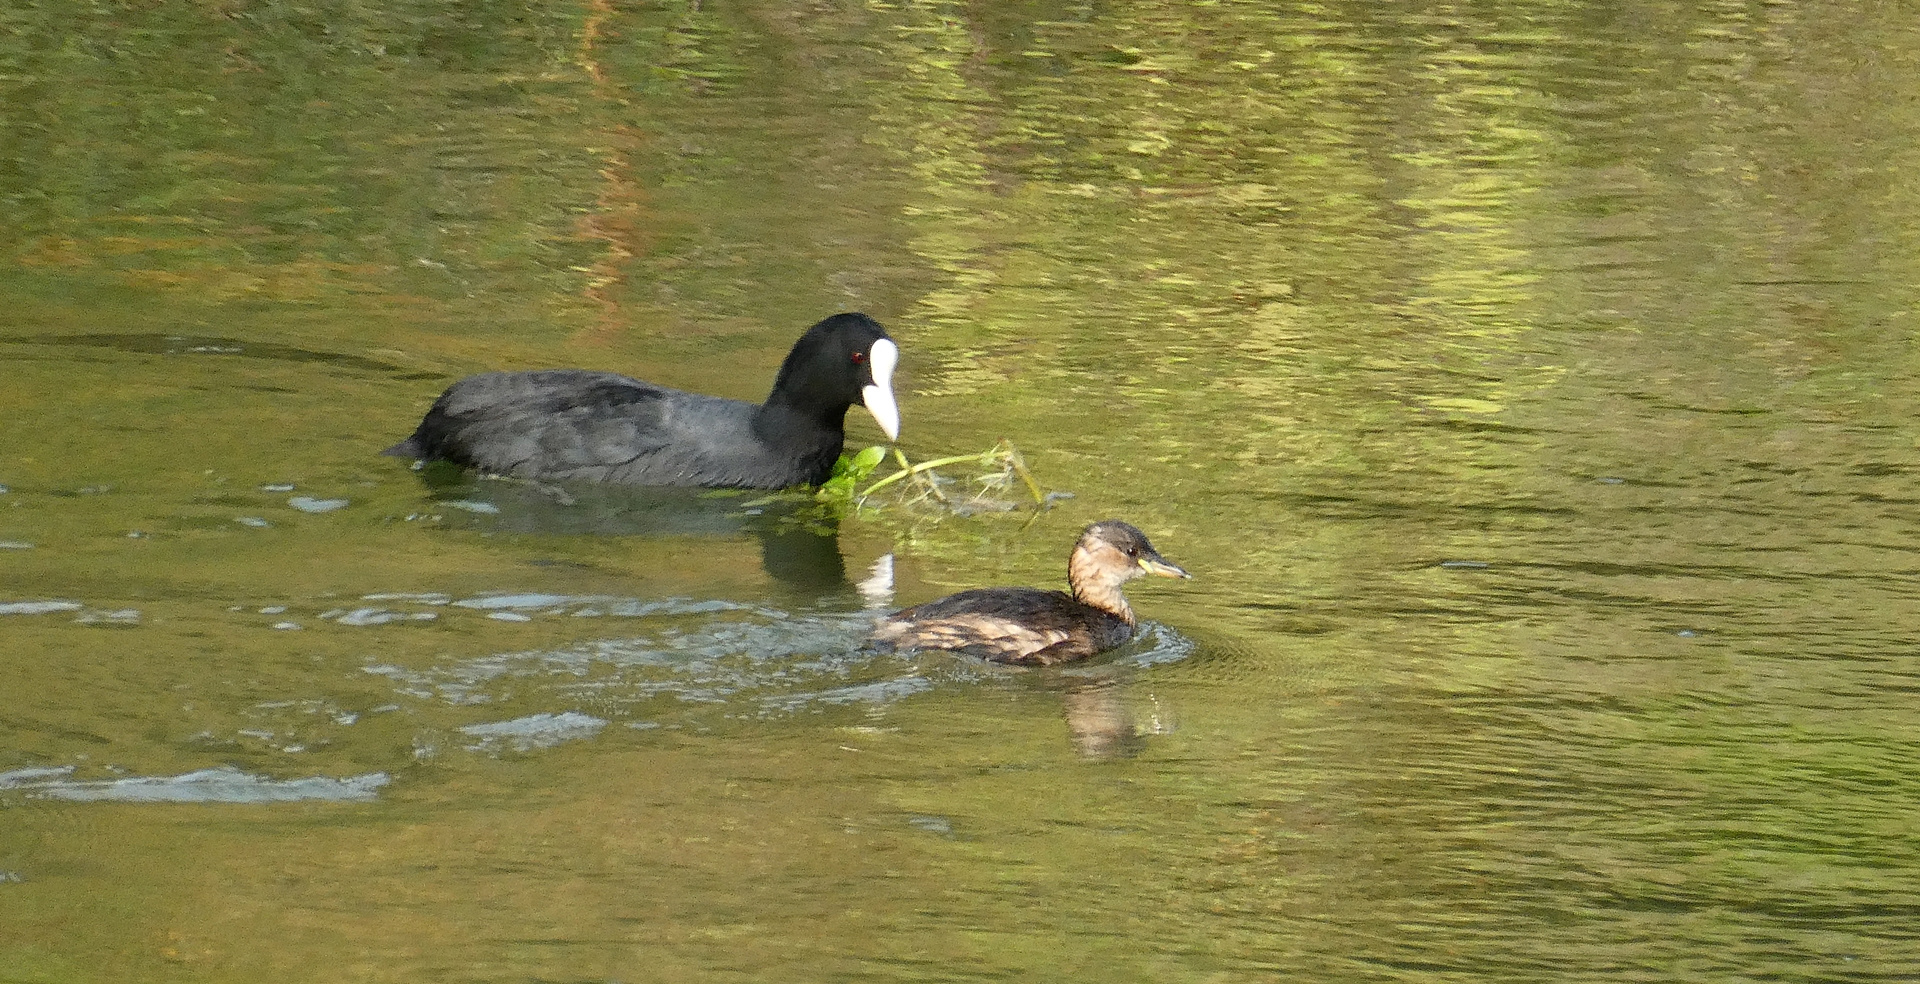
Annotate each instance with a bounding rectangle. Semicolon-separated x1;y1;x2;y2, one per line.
407;476;867;604
1059;676;1145;760
384;313;900;488
870;521;1191;665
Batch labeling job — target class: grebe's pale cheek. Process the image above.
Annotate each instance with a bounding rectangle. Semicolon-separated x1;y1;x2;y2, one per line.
860;338;900;441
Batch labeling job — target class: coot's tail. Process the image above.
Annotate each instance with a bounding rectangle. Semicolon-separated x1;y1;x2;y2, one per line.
381;436;425;458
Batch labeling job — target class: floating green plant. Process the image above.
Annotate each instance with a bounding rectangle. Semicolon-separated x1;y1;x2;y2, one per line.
817;440;1060;515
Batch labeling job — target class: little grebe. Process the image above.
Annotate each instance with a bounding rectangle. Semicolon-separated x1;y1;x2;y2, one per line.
870;520;1190;665
383;313;899;489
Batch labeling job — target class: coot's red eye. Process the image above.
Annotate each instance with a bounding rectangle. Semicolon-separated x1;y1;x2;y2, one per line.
851;351;865;364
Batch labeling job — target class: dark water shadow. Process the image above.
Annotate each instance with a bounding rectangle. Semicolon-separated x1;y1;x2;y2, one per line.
406;463;863;605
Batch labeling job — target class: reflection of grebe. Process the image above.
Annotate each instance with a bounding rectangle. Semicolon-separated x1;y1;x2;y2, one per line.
1060;677;1144;760
870;521;1190;665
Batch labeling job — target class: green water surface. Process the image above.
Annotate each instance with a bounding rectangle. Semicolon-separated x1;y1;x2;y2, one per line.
3;1;1917;981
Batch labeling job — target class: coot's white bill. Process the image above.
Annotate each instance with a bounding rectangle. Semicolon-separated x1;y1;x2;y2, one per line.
862;337;901;441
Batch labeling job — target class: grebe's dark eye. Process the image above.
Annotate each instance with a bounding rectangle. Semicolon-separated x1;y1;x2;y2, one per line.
851;351;865;364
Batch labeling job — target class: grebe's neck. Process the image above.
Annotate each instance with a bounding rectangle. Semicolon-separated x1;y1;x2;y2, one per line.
1067;542;1135;624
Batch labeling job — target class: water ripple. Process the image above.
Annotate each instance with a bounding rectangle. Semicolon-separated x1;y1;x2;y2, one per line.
0;765;389;804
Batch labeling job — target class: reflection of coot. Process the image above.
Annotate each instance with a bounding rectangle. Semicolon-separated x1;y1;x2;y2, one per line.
383;313;899;488
754;522;849;599
413;469;854;601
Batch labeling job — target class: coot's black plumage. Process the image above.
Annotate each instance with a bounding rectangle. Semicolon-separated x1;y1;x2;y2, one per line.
383;313;899;488
870;521;1191;665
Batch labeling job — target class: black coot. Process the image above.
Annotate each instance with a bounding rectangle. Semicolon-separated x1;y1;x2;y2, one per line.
383;313;900;488
870;520;1191;665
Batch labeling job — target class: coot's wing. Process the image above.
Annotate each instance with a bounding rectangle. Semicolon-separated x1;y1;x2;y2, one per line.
412;371;694;482
605;391;822;488
395;368;843;487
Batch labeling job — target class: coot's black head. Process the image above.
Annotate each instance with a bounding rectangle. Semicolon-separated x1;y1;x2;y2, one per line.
767;313;900;440
1076;520;1191;583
